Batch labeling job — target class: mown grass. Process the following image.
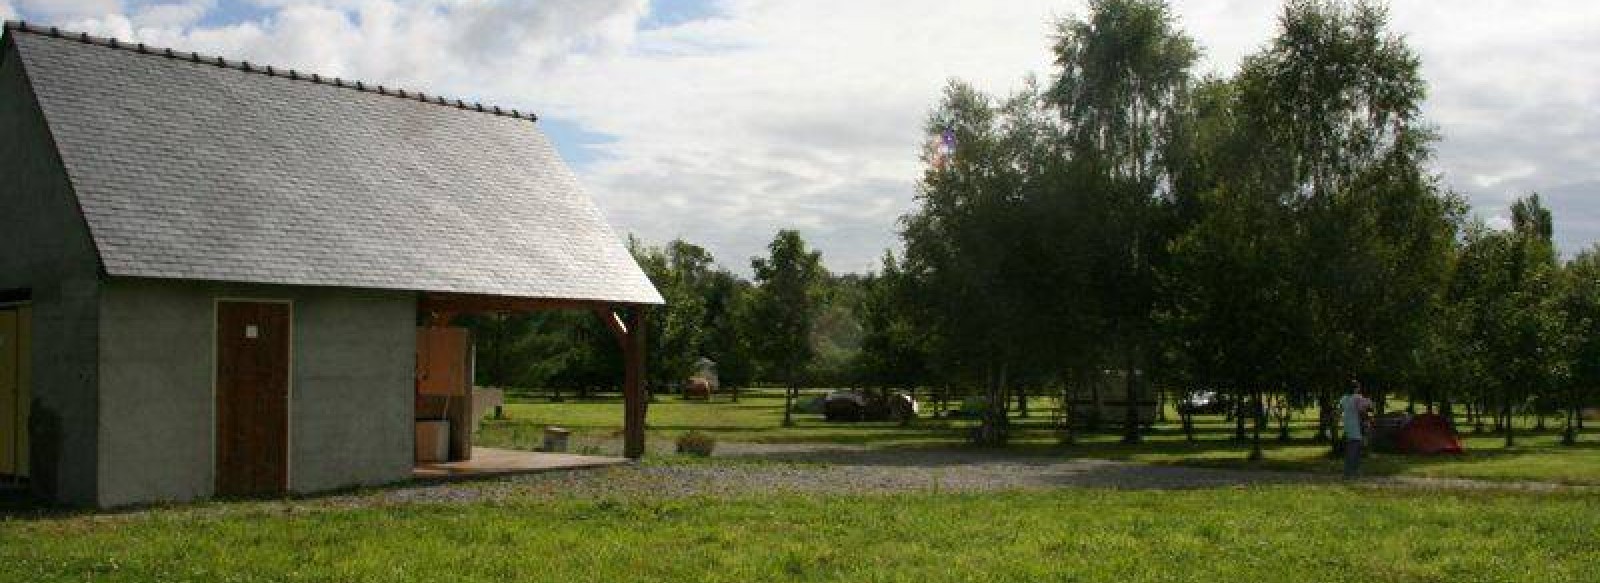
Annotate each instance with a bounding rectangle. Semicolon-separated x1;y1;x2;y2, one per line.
2;486;1596;582
477;389;1600;484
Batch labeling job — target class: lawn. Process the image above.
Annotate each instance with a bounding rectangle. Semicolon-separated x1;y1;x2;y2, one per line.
478;388;1600;484
6;389;1596;582
2;486;1596;582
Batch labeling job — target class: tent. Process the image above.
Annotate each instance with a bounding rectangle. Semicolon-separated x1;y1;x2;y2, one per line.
1373;413;1463;455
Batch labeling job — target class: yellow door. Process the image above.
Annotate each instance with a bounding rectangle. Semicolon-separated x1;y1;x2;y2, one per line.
0;309;16;476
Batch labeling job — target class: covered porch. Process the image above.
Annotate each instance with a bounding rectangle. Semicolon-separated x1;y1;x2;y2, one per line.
414;292;651;470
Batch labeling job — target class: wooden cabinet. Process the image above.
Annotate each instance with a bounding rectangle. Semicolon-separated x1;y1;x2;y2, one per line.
415;327;469;396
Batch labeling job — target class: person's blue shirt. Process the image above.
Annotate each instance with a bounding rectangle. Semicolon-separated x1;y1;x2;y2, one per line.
1340;393;1369;440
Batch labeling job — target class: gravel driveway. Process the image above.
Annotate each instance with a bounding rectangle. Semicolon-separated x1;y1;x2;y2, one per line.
350;443;1586;507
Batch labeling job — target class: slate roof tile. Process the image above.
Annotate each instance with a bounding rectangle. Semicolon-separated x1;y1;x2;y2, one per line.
3;22;663;305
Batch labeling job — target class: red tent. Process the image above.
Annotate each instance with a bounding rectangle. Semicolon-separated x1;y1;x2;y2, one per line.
1394;413;1464;454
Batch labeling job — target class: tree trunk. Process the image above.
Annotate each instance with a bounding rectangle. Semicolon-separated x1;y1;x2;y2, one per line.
976;360;1010;446
1248;389;1264;461
1254;393;1268;433
1502;397;1514;447
1181;408;1195;442
1234;388;1248;441
1579;392;1586;430
1563;385;1578;446
1275;393;1291;442
1017;385;1029;418
1315;390;1331;442
1059;382;1077;445
1088;373;1103;432
1122;352;1142;444
781;380;796;428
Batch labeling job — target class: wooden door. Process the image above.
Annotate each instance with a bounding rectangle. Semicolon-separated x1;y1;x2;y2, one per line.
0;308;18;477
215;301;290;497
415;327;469;396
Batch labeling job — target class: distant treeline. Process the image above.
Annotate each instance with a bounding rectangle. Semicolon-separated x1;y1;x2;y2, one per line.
462;0;1599;450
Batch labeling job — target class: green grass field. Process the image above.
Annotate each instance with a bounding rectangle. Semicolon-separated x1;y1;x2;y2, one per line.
477;388;1600;484
3;487;1597;582
5;389;1596;582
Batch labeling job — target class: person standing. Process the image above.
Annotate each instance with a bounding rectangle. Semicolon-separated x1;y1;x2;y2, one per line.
1340;380;1374;478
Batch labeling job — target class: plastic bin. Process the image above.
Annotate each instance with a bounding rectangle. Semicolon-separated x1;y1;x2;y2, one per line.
542;427;571;453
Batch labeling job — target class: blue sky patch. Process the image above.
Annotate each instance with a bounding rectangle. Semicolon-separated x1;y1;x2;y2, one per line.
641;0;722;30
538;116;619;171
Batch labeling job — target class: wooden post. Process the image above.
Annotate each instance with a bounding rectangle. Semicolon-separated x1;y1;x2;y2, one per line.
622;306;647;459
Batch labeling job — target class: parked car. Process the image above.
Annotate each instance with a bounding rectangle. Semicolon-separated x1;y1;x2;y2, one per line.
1177;390;1229;415
823;390;918;422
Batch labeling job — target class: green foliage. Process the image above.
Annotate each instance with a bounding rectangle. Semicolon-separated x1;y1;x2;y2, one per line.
854;252;935;389
467;0;1588;448
1562;246;1600;399
1447;195;1566;444
674;430;717;456
701;269;758;387
631;237;715;389
461;311;619;392
748;229;828;387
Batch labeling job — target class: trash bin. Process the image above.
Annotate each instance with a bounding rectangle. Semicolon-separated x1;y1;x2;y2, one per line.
542;427;571;453
415;419;450;462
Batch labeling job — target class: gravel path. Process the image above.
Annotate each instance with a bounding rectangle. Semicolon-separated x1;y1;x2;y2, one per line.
339;443;1590;507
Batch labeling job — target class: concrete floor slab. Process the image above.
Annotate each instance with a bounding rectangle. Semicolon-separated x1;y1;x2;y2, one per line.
412;447;628;482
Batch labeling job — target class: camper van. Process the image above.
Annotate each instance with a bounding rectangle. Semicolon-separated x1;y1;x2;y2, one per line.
1063;369;1158;429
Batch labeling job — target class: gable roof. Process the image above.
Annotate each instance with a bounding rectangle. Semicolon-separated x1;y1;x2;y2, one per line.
2;22;662;305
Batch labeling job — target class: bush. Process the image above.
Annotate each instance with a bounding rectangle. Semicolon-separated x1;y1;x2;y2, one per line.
675;431;716;457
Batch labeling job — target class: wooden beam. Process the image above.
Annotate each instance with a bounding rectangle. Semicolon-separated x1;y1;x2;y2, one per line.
621;306;647;459
420;292;640;316
593;308;629;349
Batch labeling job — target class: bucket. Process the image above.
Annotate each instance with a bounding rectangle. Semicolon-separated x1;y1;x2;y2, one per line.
542;427;571;453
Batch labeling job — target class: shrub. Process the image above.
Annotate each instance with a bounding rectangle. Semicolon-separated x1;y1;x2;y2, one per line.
675;431;716;457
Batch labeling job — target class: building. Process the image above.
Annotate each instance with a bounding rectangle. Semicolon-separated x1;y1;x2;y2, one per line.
0;22;663;507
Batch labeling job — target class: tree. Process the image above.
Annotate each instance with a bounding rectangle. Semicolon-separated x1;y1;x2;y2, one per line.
1496;195;1562;446
1559;245;1600;444
810;274;867;387
1229;0;1448;457
1048;0;1197;443
630;237;714;393
855;252;935;398
1449;196;1562;448
700;269;757;396
903;82;1019;444
749;229;827;427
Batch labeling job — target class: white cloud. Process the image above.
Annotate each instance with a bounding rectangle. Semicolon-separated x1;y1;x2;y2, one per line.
10;0;1600;269
131;0;212;28
0;1;15;22
515;1;1070;273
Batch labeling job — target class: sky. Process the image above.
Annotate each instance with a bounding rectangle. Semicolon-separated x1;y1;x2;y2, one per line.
5;0;1597;274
